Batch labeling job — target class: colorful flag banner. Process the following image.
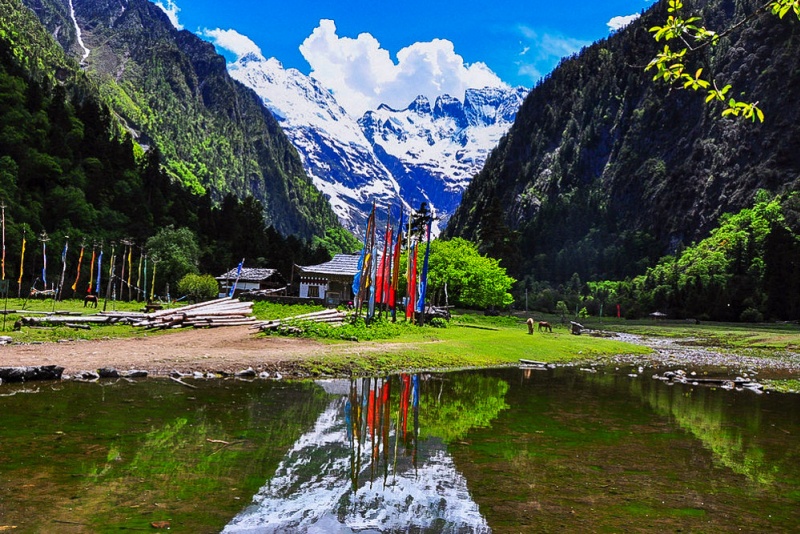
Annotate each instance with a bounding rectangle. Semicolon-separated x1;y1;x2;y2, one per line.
87;247;96;294
95;248;103;296
389;211;403;311
41;239;47;286
406;243;417;320
17;232;26;292
416;219;432;314
228;258;244;297
71;244;84;292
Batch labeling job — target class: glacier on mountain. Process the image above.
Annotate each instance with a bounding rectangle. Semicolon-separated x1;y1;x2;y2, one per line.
229;53;527;236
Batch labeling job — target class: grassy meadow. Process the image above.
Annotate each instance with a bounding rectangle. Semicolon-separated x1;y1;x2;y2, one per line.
6;298;800;379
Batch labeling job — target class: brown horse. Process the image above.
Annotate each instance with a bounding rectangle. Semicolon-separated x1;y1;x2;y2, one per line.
526;318;534;334
538;321;552;333
84;294;98;308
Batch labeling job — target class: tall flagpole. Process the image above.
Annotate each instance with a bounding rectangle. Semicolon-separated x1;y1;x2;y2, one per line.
1;202;5;281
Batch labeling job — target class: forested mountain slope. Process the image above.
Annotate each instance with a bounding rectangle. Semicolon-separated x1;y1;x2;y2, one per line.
22;0;340;240
0;0;336;291
445;0;800;285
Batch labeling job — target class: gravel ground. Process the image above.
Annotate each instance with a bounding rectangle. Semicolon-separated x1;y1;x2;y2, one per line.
595;332;800;378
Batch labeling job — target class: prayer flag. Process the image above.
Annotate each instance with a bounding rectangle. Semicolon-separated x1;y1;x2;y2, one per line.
95;248;103;296
71;244;84;292
406;244;417;320
87;247;96;294
416;219;432;314
17;233;25;287
228;258;244;297
42;239;47;286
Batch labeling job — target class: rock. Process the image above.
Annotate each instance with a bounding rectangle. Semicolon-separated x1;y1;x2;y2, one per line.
235;367;256;378
122;370;148;378
259;371;270;379
0;335;13;344
98;368;120;378
74;370;99;381
0;365;65;382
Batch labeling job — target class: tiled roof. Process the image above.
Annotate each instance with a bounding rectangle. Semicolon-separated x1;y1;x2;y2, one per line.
215;267;282;282
297;254;361;276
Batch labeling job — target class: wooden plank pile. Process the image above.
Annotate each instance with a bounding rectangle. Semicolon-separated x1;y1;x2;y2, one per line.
130;298;257;329
15;299;255;330
255;308;348;333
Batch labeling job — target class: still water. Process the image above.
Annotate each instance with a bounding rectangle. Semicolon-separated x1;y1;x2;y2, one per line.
1;366;799;533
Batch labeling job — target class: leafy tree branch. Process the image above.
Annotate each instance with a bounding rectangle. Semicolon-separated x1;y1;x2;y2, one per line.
647;0;800;122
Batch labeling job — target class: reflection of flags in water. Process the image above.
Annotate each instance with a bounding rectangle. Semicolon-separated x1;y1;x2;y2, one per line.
416;219;432;314
228;258;244;297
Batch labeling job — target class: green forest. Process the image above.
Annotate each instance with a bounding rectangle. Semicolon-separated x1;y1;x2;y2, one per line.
0;1;356;298
446;0;800;322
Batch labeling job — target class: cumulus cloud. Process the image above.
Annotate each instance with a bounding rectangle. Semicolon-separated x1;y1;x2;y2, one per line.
515;26;590;83
299;19;507;116
153;0;182;30
200;28;265;61
607;14;640;32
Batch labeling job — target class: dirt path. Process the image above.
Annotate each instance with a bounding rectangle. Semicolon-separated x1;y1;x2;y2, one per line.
0;327;360;377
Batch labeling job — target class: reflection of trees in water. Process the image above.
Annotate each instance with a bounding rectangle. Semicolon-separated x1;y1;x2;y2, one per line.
608;376;783;486
225;372;511;533
640;382;778;485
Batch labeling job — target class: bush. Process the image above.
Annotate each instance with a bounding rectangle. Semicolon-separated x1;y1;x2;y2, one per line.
177;273;219;302
740;307;763;323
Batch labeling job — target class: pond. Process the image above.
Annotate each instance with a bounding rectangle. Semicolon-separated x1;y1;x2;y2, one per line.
1;366;799;532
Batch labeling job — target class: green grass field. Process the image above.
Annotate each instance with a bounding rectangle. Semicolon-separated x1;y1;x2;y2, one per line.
8;299;800;379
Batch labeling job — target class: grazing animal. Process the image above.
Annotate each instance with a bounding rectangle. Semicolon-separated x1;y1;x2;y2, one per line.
84;294;98;308
538;321;552;333
526;318;534;335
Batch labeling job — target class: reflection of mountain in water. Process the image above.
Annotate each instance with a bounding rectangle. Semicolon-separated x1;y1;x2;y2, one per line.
224;379;489;533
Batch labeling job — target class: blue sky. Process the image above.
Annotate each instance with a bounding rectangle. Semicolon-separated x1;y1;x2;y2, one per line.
153;0;655;115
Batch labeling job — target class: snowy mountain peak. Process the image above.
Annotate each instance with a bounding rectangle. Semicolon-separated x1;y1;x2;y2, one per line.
229;53;527;236
408;95;432;115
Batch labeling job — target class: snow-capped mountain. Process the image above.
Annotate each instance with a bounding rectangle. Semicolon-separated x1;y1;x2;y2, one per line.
229;53;527;236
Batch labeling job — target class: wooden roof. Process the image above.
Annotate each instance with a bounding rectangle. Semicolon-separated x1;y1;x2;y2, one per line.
296;254;361;277
215;267;284;282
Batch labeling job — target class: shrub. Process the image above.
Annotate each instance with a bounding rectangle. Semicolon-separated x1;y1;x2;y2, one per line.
177;273;219;302
739;307;764;323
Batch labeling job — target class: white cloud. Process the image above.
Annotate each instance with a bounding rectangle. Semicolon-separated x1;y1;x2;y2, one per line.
200;28;265;61
515;26;590;83
607;14;640;32
299;19;507;117
153;0;182;30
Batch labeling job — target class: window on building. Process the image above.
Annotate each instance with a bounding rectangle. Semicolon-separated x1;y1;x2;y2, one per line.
307;285;320;298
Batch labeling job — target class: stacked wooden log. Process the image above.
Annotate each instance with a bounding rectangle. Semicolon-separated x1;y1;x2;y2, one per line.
19;314;136;327
131;298;257;329
255;308;348;333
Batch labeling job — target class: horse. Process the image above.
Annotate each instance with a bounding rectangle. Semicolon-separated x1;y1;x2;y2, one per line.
83;294;98;308
526;318;534;335
538;321;552;333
